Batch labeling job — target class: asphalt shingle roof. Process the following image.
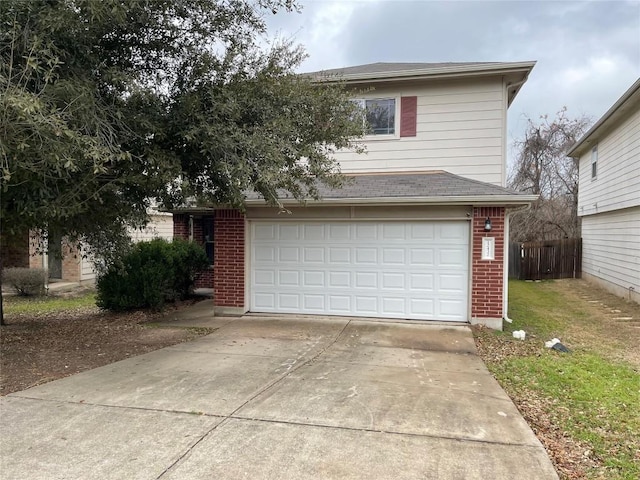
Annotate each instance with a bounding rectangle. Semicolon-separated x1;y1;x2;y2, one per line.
308;62;497;77
245;171;532;202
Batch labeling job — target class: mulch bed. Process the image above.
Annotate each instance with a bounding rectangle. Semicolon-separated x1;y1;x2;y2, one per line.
0;301;213;396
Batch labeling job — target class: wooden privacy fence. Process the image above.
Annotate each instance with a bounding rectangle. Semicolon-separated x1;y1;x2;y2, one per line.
509;238;582;280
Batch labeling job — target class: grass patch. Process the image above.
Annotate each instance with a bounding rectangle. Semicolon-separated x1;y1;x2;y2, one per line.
493;352;639;479
507;280;588;338
3;292;97;315
482;280;640;479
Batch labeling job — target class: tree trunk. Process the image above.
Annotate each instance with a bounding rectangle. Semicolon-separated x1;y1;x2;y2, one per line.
0;230;5;326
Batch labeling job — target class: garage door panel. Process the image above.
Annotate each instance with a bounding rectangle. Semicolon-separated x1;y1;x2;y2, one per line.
278;293;300;309
355;272;378;288
279;224;299;240
254;224;276;240
439;299;466;319
411;248;434;265
382;297;406;314
438;248;466;267
251;221;469;322
439;223;468;242
383;223;405;240
254;270;275;286
303;224;324;240
356;224;377;239
382;248;405;265
410;273;434;291
329;224;351;240
355;296;378;313
439;274;466;293
411;223;435;239
254;293;276;309
278;247;299;262
303;271;325;287
255;246;275;262
355;248;377;264
329;248;350;264
410;299;435;316
329;271;350;288
382;272;405;289
278;270;299;287
303;247;324;262
303;294;324;311
329;296;351;312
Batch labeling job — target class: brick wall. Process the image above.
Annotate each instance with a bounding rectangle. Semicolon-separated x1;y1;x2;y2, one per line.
173;214;189;238
471;206;505;319
61;241;81;282
173;214;214;288
0;232;30;268
213;209;245;308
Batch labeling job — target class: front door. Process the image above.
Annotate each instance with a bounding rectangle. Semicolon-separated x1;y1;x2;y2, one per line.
47;231;62;279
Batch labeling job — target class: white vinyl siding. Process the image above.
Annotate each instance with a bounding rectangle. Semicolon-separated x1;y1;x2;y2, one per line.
578;107;640;216
334;77;506;185
250;220;469;322
581;207;640;296
80;255;96;282
79;213;174;282
129;214;174;242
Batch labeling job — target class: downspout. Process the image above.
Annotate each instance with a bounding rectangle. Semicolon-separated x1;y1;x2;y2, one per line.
503;203;531;324
42;236;49;294
188;215;194;242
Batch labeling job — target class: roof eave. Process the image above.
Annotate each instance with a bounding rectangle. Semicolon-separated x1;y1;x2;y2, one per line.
245;195;538;207
311;61;536;85
567;77;640;157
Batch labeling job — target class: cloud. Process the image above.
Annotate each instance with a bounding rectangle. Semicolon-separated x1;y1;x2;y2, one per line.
265;0;640;162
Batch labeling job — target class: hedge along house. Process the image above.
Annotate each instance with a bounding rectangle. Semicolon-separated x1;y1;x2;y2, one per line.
173;62;538;329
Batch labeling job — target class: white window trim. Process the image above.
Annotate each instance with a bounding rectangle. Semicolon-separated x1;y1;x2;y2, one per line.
353;96;401;141
591;145;598;180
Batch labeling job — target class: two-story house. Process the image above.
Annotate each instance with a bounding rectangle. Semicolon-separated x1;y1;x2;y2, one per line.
567;78;640;304
173;62;537;329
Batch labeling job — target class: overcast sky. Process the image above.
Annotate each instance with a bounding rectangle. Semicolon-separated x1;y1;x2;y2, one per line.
265;0;640;163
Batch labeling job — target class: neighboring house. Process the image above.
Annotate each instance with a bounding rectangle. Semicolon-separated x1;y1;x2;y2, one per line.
567;78;640;304
2;210;174;284
173;62;538;329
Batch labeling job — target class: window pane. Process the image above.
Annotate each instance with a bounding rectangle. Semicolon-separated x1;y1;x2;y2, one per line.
365;99;395;135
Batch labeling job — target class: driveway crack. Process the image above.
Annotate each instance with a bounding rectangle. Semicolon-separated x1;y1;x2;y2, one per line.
155;318;353;479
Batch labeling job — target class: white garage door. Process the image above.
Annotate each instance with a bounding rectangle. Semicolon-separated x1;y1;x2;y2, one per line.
250;221;469;321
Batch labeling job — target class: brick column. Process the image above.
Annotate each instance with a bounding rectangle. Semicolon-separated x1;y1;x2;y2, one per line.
173;214;189;239
471;207;505;327
213;209;245;311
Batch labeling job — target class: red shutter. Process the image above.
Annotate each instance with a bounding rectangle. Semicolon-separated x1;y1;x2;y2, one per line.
400;96;417;137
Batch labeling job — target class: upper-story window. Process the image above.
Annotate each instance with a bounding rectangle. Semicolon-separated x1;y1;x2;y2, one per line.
354;98;397;136
591;145;598;179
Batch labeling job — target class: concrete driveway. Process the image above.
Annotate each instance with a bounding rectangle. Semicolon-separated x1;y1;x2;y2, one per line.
0;301;558;479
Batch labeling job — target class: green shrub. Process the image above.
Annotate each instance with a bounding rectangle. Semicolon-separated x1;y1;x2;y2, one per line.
96;238;209;311
2;267;47;296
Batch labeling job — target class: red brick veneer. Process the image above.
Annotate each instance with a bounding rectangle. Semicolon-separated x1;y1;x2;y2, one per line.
471;206;505;319
213;210;245;308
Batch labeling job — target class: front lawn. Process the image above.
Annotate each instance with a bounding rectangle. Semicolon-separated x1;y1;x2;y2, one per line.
1;290;214;395
474;280;640;480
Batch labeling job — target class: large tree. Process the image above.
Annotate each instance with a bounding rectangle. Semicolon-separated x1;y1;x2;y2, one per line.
508;109;591;242
0;0;363;323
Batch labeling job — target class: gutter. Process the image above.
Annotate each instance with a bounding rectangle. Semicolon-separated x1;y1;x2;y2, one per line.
244;194;538;207
312;61;537;85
